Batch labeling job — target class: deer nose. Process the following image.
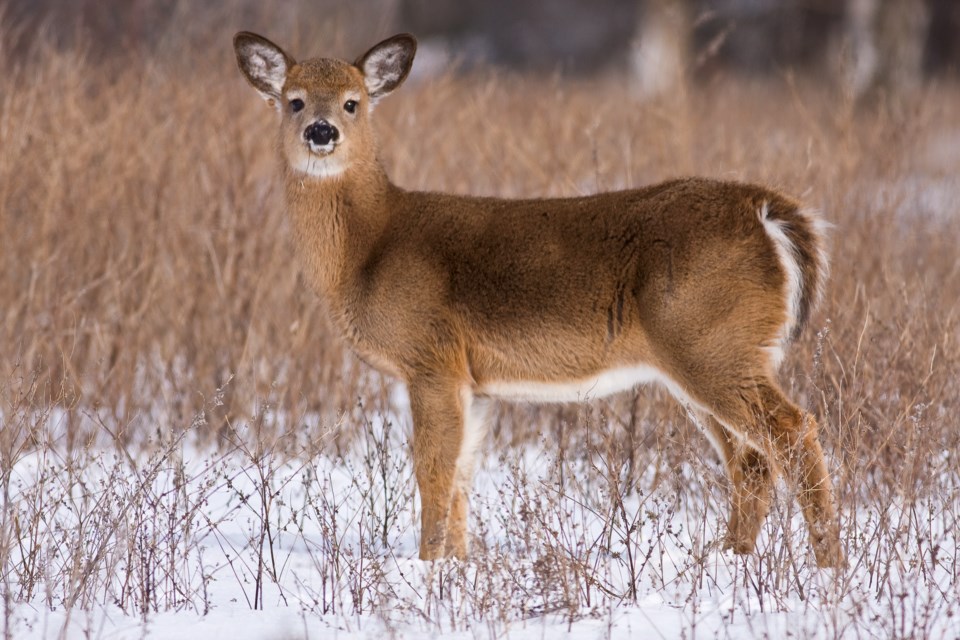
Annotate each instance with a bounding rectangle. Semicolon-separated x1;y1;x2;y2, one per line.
304;120;339;146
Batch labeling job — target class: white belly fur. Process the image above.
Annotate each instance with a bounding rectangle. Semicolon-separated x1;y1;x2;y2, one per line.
480;365;671;403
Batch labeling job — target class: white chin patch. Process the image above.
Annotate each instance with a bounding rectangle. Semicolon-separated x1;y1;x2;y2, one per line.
292;148;346;179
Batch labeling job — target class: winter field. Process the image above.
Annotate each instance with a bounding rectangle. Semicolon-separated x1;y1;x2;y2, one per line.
2;6;960;639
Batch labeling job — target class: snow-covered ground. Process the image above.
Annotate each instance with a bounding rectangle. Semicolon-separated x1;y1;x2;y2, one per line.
2;403;959;640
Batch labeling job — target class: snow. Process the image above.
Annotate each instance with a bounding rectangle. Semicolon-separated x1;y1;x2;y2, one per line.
2;407;959;640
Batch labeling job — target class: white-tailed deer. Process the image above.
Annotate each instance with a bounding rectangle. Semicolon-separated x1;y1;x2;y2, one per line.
234;32;842;567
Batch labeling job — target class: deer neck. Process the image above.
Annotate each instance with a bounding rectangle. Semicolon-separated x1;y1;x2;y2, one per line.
283;158;393;298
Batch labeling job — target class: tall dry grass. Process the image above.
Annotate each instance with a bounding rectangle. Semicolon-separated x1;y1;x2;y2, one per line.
1;6;959;634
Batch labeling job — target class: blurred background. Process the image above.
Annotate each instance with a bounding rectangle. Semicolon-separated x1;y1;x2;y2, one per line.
2;0;954;102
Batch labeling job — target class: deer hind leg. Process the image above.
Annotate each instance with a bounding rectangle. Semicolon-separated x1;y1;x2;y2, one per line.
755;384;841;568
700;379;841;567
697;412;775;555
672;352;841;568
408;376;469;560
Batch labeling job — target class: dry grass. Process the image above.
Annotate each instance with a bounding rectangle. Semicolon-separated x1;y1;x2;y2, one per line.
1;7;960;637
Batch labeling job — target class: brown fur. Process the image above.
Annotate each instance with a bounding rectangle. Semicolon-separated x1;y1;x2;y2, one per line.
234;32;842;567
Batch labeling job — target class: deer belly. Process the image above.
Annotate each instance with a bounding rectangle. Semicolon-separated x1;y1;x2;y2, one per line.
479;365;667;403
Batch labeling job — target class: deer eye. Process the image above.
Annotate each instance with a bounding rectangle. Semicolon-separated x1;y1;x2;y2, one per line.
290;98;305;113
344;99;358;114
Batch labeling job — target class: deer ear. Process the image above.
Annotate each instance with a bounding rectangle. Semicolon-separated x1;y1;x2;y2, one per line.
234;32;296;110
355;34;417;103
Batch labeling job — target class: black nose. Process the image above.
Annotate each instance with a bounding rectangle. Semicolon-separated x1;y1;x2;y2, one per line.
304;120;339;146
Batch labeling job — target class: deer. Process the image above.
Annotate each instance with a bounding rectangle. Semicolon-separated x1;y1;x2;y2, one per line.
233;31;842;568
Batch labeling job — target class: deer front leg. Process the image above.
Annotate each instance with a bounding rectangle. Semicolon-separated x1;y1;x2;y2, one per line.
445;394;488;558
408;376;469;560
